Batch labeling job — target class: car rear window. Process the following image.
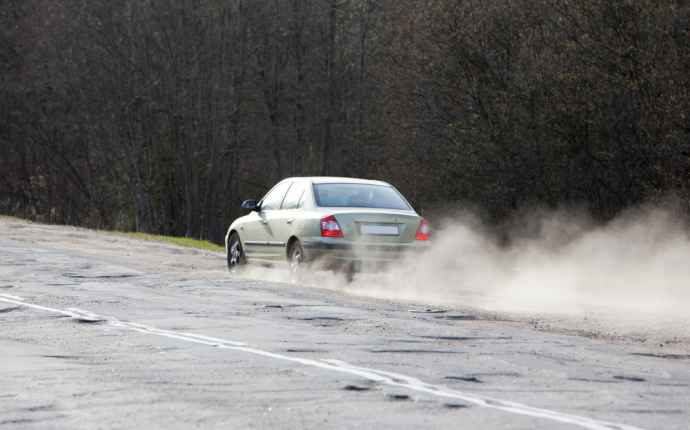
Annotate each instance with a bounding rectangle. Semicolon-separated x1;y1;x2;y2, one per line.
313;183;410;210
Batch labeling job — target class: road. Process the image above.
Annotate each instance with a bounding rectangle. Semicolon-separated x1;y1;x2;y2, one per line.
1;218;688;429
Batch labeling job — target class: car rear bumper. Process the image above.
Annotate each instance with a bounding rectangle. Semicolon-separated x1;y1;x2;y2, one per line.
301;238;430;271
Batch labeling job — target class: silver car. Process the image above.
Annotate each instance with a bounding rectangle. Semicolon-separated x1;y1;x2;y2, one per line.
224;177;430;281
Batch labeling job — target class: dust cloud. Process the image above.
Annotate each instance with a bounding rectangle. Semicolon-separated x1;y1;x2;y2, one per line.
349;205;690;339
241;205;690;340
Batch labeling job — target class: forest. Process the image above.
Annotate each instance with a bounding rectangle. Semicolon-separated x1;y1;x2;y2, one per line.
1;0;689;243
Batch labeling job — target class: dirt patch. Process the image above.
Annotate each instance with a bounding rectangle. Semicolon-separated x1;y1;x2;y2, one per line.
613;375;646;382
343;385;372;392
630;352;690;360
369;349;461;354
386;394;411;401
444;376;483;383
420;335;512;341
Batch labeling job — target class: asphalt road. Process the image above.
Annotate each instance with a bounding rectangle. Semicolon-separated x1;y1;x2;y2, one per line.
1;218;688;430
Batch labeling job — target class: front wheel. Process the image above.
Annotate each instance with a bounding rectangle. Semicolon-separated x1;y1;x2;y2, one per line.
288;240;305;284
227;232;246;273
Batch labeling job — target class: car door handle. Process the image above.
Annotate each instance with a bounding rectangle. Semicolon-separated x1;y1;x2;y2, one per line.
286;219;295;224
260;220;268;225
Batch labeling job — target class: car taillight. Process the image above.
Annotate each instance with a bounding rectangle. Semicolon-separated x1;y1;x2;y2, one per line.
415;218;430;241
320;215;344;238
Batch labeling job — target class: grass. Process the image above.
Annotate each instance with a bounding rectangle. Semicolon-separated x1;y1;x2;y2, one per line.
0;214;224;253
0;214;26;222
121;232;225;253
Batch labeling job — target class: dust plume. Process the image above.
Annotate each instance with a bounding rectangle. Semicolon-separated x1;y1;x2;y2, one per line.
344;205;690;340
238;205;690;341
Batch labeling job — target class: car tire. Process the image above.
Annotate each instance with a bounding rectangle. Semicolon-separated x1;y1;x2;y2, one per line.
227;232;246;273
288;240;305;284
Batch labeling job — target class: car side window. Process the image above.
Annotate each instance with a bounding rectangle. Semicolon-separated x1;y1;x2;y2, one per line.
260;181;291;210
281;182;305;210
296;190;306;208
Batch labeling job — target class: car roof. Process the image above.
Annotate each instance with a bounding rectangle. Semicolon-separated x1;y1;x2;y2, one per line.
284;176;391;186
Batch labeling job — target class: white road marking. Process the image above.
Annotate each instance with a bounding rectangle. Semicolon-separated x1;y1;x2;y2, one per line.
0;294;644;430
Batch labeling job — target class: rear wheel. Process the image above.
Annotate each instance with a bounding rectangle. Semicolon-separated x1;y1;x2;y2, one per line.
288;240;305;284
227;232;246;273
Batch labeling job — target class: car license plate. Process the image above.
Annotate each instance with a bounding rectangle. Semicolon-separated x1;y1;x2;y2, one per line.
360;224;399;236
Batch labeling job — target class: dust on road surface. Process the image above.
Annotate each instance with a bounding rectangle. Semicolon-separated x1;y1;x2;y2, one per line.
0;218;688;429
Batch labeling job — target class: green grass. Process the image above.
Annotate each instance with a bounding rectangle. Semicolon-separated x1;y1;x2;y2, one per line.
120;232;225;253
0;215;223;253
0;214;26;222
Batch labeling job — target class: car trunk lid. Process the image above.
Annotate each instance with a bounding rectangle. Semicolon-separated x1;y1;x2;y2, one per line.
322;209;420;243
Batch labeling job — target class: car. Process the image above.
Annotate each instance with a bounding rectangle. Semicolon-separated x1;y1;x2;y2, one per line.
224;177;431;282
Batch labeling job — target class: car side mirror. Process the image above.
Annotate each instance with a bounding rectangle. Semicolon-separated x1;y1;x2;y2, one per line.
241;199;259;211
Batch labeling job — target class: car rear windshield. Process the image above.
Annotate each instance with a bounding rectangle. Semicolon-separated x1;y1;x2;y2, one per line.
313;183;411;210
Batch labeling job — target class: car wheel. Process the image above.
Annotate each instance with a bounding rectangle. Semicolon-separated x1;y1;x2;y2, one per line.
288;240;305;284
227;232;246;273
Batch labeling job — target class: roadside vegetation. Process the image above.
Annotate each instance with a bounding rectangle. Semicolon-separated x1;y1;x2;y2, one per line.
1;1;689;242
0;215;23;221
0;215;223;252
118;232;225;253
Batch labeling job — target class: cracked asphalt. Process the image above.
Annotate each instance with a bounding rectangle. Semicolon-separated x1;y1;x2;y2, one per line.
0;218;688;429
